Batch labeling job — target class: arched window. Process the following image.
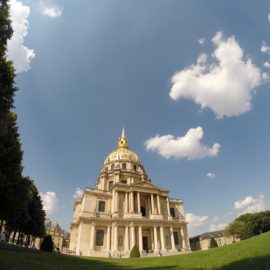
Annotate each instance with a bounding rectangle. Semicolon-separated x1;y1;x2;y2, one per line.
111;164;114;170
122;163;126;170
133;165;137;171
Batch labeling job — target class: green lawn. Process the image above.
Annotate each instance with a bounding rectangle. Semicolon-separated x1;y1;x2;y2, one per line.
1;232;270;270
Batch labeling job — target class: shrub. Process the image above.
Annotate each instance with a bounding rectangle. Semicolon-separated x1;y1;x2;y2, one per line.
40;235;54;252
209;237;218;248
129;245;140;258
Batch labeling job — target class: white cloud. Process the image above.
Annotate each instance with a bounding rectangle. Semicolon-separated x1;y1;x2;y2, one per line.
40;191;58;216
268;13;270;23
234;194;266;215
7;0;35;73
186;213;208;228
207;172;216;179
145;126;220;160
73;187;83;199
170;31;264;118
198;37;206;45
209;223;227;232
261;41;270;53
264;62;270;68
41;1;63;18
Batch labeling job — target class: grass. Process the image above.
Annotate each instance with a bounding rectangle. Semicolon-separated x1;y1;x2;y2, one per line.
1;232;270;270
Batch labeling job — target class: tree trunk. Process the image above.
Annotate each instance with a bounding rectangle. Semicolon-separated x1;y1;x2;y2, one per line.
0;220;3;232
6;231;11;242
12;230;17;244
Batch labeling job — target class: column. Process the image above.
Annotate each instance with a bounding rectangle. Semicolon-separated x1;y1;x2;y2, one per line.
166;197;171;218
183;226;189;248
170;227;176;250
130;226;135;248
138;226;143;252
115;191;118;212
125;226;129;251
160;226;165;250
107;226;111;251
137;192;141;213
90;224;95;250
130;192;134;213
125;192;128;213
114;225;118;251
111;191;115;213
151;194;155;214
153;226;158;251
157;195;161;214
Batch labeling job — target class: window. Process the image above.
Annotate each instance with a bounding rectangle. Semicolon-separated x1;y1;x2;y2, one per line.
170;207;176;217
111;164;114;170
98;201;105;212
173;232;179;245
133;165;137;171
108;181;113;190
122;163;126;170
96;230;104;246
118;235;123;246
121;180;127;184
141;206;146;217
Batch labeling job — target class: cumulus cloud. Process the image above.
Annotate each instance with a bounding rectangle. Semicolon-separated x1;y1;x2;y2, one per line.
261;41;270;53
40;191;58;216
170;31;265;118
73;187;83;199
145;126;220;160
186;213;208;228
234;194;266;215
7;0;35;73
206;172;216;179
40;1;63;18
198;37;206;45
209;223;227;232
264;62;270;68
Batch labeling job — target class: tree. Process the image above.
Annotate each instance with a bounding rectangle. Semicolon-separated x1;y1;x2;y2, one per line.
23;178;46;237
0;0;23;230
129;245;140;258
225;211;270;241
224;220;246;240
209;237;218;248
0;2;45;239
40;235;54;252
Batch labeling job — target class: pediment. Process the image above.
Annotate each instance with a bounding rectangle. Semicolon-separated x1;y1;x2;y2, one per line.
131;181;166;191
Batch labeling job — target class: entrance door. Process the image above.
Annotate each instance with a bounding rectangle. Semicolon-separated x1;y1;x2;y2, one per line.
142;236;148;252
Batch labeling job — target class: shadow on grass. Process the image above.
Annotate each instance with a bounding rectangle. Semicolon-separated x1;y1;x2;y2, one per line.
217;255;270;270
0;243;178;270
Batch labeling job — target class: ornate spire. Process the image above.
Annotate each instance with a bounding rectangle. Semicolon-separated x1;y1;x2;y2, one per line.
118;127;128;148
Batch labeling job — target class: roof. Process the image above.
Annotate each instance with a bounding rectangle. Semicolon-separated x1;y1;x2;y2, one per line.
189;230;225;241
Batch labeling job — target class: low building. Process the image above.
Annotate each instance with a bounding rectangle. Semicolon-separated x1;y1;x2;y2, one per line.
35;219;69;252
189;230;240;251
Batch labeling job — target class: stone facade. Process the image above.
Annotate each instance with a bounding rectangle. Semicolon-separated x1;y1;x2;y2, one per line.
189;230;240;251
69;130;189;257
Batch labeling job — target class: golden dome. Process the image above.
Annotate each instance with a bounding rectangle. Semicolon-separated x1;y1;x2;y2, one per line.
104;129;141;164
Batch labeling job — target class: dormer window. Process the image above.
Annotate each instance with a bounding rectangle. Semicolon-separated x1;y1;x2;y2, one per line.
98;201;105;212
108;181;113;190
122;163;126;170
133;165;137;171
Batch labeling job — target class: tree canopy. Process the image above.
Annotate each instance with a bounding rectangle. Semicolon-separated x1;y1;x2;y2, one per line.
0;0;45;238
225;211;270;240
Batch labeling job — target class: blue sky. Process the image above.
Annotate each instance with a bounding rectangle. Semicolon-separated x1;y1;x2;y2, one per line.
7;0;270;236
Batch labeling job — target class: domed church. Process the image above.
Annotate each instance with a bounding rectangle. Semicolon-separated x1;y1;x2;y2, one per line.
69;129;189;257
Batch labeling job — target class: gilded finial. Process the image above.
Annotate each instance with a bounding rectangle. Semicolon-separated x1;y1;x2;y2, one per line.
118;127;128;148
